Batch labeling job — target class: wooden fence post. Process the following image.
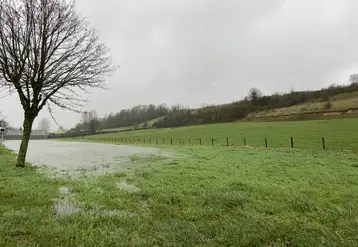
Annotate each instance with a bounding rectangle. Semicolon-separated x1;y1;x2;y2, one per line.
265;138;268;148
291;137;294;148
322;137;326;150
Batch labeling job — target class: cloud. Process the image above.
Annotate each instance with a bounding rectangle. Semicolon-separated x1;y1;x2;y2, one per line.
1;0;358;129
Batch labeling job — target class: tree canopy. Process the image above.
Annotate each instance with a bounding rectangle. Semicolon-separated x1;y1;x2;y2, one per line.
0;0;114;166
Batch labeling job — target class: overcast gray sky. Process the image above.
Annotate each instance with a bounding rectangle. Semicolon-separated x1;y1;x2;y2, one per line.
2;0;358;130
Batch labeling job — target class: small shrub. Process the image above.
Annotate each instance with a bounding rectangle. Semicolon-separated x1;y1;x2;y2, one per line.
129;154;139;161
300;107;308;112
113;171;127;177
323;101;332;110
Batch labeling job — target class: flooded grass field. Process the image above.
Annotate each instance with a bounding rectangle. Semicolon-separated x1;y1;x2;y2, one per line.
3;140;177;177
2;141;358;246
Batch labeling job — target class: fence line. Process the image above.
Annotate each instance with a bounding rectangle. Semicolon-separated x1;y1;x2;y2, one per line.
94;136;331;150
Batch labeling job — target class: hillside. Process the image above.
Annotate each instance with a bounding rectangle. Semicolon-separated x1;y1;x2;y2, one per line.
102;117;164;132
245;91;358;121
152;83;358;128
63;82;358;136
94;91;358;134
97;91;358;133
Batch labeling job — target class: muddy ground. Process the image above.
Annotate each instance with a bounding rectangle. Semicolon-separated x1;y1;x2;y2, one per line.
4;140;170;176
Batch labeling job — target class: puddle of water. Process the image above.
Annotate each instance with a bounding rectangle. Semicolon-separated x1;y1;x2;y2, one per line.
53;198;80;216
4;140;179;177
59;186;70;195
53;186;137;217
53;184;139;217
52;186;138;218
89;206;136;217
53;187;80;216
116;181;141;193
100;209;121;216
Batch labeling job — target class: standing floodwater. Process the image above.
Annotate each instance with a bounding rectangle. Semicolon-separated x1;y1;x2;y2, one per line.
3;140;168;176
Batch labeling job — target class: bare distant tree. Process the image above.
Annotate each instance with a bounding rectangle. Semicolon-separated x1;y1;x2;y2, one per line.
171;104;184;112
0;0;114;167
81;110;100;133
248;88;263;102
37;117;50;132
0;110;6;125
349;74;358;84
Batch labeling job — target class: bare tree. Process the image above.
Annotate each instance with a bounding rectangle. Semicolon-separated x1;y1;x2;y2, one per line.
0;0;114;167
0;110;6;125
80;110;100;133
349;74;358;84
248;87;263;102
37;117;50;132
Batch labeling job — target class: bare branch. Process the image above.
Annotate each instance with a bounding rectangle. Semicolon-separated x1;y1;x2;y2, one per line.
47;102;64;130
0;0;114;166
0;0;115;116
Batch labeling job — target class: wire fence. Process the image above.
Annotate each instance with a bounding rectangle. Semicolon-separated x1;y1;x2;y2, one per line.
69;136;337;151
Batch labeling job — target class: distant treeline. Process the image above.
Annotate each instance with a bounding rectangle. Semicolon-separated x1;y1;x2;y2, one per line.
68;80;358;133
153;82;358;128
48;130;118;138
99;104;169;130
69;104;170;133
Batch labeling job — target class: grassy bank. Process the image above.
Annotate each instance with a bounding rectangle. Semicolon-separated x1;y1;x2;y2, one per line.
247;91;358;119
2;143;358;246
78;118;358;151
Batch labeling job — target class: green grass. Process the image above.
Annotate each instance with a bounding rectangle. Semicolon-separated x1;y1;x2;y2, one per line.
2;143;358;246
78;118;358;151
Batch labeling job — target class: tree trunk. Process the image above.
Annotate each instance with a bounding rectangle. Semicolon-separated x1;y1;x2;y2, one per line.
16;114;35;167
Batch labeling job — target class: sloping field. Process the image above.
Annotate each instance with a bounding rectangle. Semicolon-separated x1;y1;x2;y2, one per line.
79;118;358;151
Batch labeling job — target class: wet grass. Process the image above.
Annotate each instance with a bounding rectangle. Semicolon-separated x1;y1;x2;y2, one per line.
79;118;358;151
2;144;358;246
